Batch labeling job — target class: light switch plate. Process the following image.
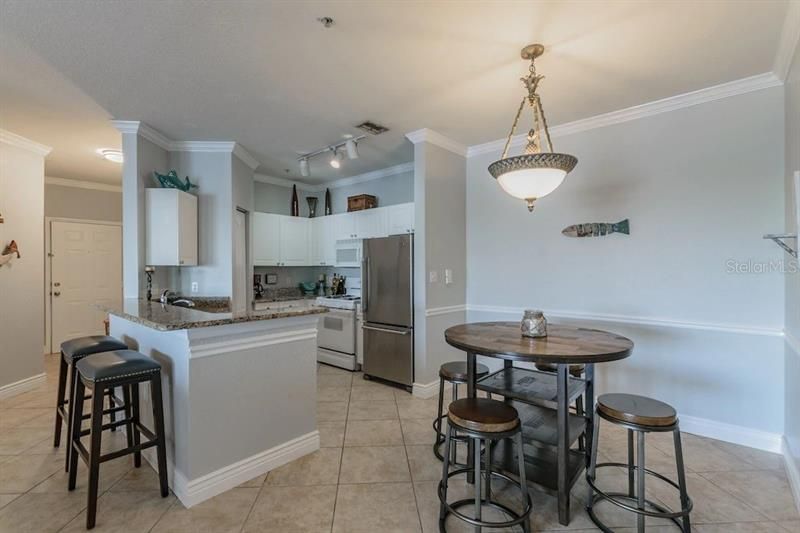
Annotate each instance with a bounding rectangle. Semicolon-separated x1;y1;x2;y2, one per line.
444;269;453;285
191;282;199;293
429;271;439;283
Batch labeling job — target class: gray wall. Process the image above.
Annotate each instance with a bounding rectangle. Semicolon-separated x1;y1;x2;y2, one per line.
0;139;45;388
254;170;413;216
784;42;800;479
45;183;122;222
466;86;786;435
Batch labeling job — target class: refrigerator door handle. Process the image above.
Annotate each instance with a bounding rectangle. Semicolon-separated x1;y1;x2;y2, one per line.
361;256;369;312
362;325;410;335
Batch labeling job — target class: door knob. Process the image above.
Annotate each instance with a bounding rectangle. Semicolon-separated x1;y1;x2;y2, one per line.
53;282;61;287
53;291;61;297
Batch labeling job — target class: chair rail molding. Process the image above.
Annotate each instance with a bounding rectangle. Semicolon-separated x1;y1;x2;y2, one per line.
466;304;783;337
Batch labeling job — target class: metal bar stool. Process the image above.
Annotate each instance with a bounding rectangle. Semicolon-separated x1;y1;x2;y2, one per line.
433;361;490;465
586;393;692;533
68;350;169;529
54;336;129;471
534;362;586;449
438;397;532;532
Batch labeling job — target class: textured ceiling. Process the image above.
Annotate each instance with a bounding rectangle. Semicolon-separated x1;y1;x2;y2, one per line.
0;0;791;185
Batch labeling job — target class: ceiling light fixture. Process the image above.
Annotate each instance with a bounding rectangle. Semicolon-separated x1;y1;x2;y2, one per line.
297;134;366;177
97;148;124;163
329;149;342;169
488;44;577;212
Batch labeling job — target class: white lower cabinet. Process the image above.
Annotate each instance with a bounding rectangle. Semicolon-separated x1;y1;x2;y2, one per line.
253;203;414;267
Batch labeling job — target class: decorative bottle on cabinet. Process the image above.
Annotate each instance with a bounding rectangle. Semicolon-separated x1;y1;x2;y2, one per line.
325;188;332;215
291;184;300;217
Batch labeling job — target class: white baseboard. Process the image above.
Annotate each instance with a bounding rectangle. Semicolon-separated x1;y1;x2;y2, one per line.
412;379;449;399
678;414;783;453
0;373;46;400
783;437;800;513
170;431;319;508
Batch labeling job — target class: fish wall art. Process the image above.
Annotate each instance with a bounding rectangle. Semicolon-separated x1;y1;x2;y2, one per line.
562;219;630;238
153;170;198;192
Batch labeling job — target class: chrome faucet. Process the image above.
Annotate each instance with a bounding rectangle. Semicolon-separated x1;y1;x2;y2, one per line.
160;289;174;305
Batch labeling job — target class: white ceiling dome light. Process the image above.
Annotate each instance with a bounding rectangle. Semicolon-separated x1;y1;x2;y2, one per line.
488;44;577;212
97;148;123;163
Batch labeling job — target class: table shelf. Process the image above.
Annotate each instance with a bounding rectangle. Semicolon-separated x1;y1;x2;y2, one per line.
477;367;586;410
514;401;585;448
489;438;586;493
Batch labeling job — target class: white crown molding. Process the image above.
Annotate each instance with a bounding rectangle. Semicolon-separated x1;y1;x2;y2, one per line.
405;128;468;157
254;161;414;192
774;0;800;81
466;72;783;157
45;176;122;192
112;121;260;169
0;129;52;156
466;304;784;337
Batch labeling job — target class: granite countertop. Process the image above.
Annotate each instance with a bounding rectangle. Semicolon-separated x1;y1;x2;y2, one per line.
103;299;327;331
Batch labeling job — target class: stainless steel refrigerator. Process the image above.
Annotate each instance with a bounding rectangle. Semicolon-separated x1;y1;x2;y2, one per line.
361;234;414;387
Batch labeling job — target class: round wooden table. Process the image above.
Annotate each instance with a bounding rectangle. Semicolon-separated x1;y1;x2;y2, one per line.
444;321;633;526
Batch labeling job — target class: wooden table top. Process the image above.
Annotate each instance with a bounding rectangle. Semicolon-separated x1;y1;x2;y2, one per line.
444;322;633;364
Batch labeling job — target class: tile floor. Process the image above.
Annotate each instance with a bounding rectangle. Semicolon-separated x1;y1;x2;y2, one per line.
0;354;798;532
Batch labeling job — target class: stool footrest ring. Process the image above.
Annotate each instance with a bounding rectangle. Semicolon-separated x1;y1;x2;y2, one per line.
438;466;532;529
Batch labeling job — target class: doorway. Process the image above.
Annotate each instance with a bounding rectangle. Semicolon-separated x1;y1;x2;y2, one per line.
48;220;122;352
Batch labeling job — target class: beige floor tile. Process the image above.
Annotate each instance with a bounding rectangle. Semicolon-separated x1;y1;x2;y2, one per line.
651;432;749;473
243;484;336;533
318;374;352;389
401;418;438;445
31;456;133;494
318;420;346;447
109;463;165;492
778;520;800;532
60;490;175;532
0;453;63;493
266;447;341;486
333;482;421;533
647;472;768;524
237;472;267;488
695;523;793;532
396;397;441;420
700;470;800;521
0;407;52;430
710;440;785;470
317;386;351;402
414;479;521;533
347;399;399;420
394;388;415;400
406;444;447;482
0;491;87;533
344;419;404;446
0;493;21;510
339;446;411;483
0;426;51;454
350;384;398;401
317;364;354;377
317;401;349;422
151;487;258;533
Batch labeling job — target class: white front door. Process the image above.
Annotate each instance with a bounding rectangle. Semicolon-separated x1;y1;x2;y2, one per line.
233;210;248;314
51;221;122;349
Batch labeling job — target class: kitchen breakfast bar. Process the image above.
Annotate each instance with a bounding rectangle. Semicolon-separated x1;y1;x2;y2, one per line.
104;299;326;508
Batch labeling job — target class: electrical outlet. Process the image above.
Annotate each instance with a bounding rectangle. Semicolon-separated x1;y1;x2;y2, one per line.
191;282;199;293
429;271;439;283
444;269;453;286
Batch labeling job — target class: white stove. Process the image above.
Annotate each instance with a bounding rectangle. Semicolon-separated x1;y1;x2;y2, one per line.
315;295;360;310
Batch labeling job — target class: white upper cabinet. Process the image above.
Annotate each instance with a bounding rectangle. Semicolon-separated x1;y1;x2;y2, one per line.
252;212;281;266
146;188;198;266
252;203;414;268
353;208;387;239
386;203;415;235
278;217;310;266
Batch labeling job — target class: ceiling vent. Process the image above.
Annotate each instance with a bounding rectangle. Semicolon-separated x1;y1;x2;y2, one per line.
356;121;389;135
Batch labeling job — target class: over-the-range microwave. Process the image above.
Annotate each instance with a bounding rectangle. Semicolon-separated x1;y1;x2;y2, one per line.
335;239;362;268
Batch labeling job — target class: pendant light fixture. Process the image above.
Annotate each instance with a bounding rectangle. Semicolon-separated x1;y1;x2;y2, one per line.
488;44;577;212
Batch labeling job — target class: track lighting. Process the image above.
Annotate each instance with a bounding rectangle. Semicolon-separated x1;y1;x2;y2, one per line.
329;149;342;169
345;138;359;159
297;134;366;177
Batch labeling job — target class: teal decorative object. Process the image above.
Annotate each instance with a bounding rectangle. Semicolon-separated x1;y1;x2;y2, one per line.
562;219;630;238
153;170;198;192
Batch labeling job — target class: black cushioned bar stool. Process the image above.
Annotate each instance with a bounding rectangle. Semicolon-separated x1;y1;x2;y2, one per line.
68;350;169;529
586;393;692;533
54;336;129;471
433;361;490;464
439;398;532;532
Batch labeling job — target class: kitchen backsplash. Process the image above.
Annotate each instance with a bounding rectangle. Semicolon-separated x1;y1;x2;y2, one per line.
254;266;360;290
